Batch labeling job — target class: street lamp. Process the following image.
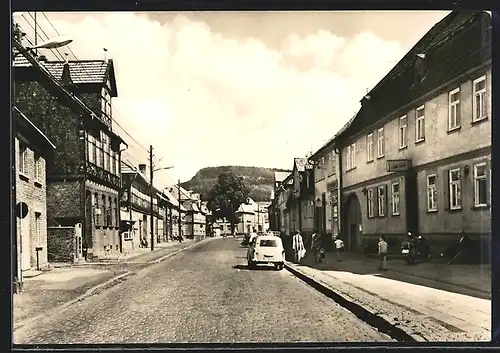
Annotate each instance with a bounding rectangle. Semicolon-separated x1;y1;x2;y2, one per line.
13;35;73;58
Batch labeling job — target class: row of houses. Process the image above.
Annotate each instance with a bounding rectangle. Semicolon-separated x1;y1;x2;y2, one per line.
268;11;491;259
12;29;211;292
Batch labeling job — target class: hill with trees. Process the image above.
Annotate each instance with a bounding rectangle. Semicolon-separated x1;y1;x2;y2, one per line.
181;166;291;202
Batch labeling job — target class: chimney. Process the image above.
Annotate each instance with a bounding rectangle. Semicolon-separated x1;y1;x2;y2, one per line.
103;48;108;62
138;164;146;174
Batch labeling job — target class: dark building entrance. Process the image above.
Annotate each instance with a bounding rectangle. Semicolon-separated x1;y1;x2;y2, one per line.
343;193;362;252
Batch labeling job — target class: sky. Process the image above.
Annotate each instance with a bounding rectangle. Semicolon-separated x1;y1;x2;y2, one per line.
13;11;450;187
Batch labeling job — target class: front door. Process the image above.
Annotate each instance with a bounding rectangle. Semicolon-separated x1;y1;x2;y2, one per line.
20;216;31;271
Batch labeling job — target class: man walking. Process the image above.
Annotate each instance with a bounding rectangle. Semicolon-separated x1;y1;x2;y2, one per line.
292;230;305;264
334;236;344;262
378;235;388;271
311;229;322;263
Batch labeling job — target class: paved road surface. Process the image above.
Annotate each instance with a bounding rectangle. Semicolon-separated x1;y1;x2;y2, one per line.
14;237;391;344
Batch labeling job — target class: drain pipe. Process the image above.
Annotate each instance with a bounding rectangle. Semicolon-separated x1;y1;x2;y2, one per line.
334;145;342;240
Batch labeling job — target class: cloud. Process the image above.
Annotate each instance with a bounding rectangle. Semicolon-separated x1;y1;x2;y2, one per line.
15;12;406;185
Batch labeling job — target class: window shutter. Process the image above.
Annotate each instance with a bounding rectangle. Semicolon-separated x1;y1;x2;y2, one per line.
366;191;371;218
486;160;491;206
443;170;450;211
384;184;388;216
389;184;393;215
374;188;379;217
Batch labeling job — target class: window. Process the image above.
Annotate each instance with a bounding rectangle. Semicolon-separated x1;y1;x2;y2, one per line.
367;189;374;218
377;127;384;158
377;185;385;216
391;183;400;216
35;212;42;244
415;105;425;142
474;163;488;207
95;136;102;168
108;196;113;226
94;193;100;226
399;116;407;149
473;76;487;122
34;153;42;182
101;87;112;117
88;134;95;164
259;239;278;247
426;175;437;212
367;133;374;162
449;169;462;210
448;88;461;130
19;143;28;175
329;152;336;175
346;143;356;170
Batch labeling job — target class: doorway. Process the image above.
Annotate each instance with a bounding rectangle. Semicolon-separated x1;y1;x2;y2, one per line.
20;215;31;271
343;193;362;252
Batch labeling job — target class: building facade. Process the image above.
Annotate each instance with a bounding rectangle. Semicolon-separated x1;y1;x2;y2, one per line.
14;107;56;288
13;44;127;261
335;11;491;257
309;142;341;245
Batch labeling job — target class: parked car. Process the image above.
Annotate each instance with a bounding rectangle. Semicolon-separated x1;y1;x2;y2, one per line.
247;235;285;270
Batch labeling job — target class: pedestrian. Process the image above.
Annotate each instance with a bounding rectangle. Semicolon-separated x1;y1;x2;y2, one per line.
333;236;344;262
311;229;322;263
249;227;258;244
378;235;388;271
292;230;306;263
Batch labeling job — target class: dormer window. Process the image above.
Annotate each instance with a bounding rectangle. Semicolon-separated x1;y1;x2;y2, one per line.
413;53;427;86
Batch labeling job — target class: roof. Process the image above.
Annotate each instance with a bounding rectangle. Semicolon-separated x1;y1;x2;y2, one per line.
274;171;290;183
293;158;307;172
235;203;255;214
14;106;56;150
309;113;357;161
14;56;118;97
338;11;490;142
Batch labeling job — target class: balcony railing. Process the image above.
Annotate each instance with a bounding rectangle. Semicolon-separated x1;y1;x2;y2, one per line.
87;161;120;189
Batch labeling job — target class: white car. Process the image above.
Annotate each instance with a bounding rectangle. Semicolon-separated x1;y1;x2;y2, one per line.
247;235;285;270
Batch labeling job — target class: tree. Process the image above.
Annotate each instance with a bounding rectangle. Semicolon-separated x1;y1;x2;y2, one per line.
207;171;251;233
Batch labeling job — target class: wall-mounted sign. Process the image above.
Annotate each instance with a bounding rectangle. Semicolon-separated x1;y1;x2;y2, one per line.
305;163;314;170
16;202;28;219
387;159;411;172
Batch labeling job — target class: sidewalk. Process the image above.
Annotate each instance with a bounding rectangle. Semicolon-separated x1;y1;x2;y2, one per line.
302;251;490;299
286;252;491;342
14;238;207;329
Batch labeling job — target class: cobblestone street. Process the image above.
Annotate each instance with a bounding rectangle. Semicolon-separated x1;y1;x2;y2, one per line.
14;237;392;344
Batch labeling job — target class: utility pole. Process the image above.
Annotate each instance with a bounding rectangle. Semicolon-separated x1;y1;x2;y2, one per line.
178;179;182;241
149;145;154;251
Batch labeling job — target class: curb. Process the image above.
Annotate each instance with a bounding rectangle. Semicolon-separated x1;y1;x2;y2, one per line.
284;262;419;342
14;271;133;331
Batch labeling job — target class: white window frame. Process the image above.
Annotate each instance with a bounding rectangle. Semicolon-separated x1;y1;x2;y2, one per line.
399;115;407;149
474;162;488;207
19;143;28;175
34;153;42;182
449;168;462;210
377;127;384;158
367;133;374;162
448;87;461;131
391;182;400;216
415;105;425;142
473;76;487;122
346;145;352;170
426;174;437;212
377;185;385;217
350;143;356;169
367;189;374;217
